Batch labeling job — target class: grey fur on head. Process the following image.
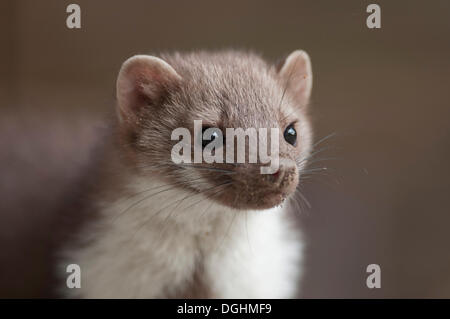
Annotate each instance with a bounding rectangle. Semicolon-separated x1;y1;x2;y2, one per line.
115;50;313;210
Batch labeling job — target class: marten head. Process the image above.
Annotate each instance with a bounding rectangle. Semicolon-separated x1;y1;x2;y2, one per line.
115;50;313;210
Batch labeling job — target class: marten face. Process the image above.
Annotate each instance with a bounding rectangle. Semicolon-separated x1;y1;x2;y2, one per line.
116;50;313;210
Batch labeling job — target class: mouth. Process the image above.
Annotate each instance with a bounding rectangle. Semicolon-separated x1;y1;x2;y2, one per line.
213;185;292;210
256;190;289;209
190;163;300;210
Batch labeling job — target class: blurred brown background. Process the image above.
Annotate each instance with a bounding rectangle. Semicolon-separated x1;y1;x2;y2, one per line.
1;0;450;298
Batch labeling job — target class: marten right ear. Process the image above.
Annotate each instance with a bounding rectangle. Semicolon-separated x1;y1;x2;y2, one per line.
116;55;182;124
277;50;312;106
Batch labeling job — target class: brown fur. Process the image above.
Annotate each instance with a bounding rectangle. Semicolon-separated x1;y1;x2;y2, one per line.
118;50;312;210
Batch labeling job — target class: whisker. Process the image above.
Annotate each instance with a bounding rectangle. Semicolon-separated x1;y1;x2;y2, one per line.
297;191;311;209
161;184;232;235
183;183;232;212
215;211;238;252
131;182;232;241
312;132;337;148
117;176;206;207
301;167;329;173
113;179;211;222
298;146;335;165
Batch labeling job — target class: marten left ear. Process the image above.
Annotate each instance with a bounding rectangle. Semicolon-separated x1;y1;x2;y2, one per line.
116;55;182;124
277;50;313;104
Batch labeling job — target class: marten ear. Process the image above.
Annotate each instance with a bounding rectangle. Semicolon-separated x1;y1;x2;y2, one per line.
116;55;181;123
277;50;312;104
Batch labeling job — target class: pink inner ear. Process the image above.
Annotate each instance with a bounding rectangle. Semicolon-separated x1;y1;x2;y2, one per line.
279;51;312;103
135;68;163;101
116;56;181;120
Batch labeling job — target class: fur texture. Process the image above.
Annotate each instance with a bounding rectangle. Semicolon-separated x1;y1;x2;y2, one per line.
60;176;303;298
58;50;313;298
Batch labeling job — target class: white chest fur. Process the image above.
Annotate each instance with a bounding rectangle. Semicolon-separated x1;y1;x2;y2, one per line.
60;177;303;298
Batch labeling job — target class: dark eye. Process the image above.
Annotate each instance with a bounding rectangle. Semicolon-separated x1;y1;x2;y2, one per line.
283;123;297;146
202;127;223;148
